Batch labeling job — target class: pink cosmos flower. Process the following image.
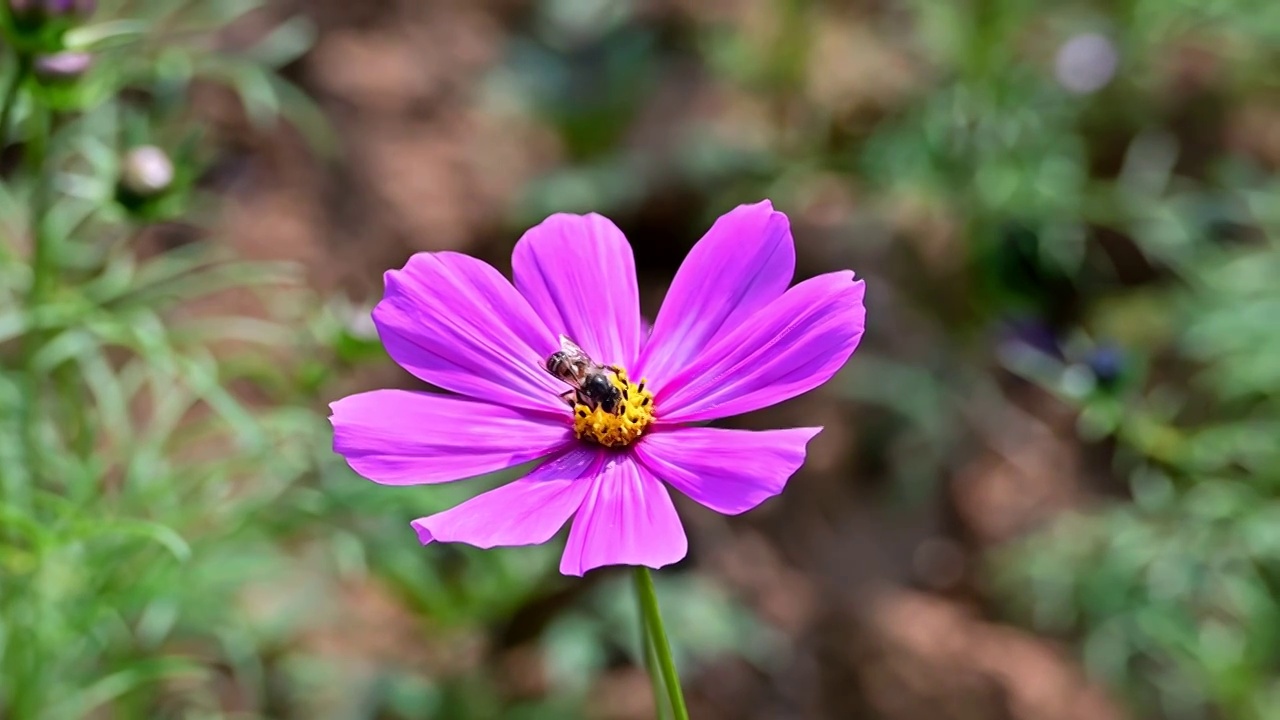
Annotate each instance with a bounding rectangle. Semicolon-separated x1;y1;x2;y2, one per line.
329;200;866;576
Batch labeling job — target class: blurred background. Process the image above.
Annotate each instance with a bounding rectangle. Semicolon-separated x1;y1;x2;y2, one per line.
2;0;1279;718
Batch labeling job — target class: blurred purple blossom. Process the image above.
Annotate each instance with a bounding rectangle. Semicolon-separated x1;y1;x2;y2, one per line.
999;317;1064;360
1086;343;1125;387
8;0;94;20
32;50;91;81
1054;33;1118;95
119;146;175;198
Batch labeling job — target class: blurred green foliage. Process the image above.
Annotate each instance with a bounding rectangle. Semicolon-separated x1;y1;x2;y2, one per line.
499;0;1280;717
0;1;341;716
995;212;1280;719
3;0;1280;717
0;2;758;717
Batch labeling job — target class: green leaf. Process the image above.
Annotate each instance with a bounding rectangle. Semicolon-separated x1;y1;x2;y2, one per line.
245;16;318;68
94;519;192;563
64;20;152;50
48;657;205;720
204;58;280;130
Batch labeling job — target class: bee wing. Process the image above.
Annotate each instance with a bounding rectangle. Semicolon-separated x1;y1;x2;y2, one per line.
558;334;588;359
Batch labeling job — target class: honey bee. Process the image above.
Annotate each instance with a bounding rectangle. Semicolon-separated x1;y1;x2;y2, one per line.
544;335;624;413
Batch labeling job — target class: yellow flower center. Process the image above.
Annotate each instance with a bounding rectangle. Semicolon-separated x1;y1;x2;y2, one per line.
573;368;654;448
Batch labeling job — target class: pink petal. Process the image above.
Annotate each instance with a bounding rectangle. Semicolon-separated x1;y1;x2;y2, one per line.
633;426;821;515
330;390;573;485
657;272;866;423
512;213;642;367
373;252;566;414
558;453;688;576
638;201;794;388
411;447;599;548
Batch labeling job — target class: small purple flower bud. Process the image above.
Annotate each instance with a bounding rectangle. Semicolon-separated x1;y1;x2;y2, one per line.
1086;343;1125;387
1054;33;1119;95
32;50;92;82
8;0;94;21
119;146;175;198
51;0;93;15
999;317;1064;360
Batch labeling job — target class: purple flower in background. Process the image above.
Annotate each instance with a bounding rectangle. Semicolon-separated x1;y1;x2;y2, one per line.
118;145;175;198
32;50;92;82
1086;342;1125;388
8;0;94;20
1055;32;1119;95
330;201;866;575
999;317;1064;360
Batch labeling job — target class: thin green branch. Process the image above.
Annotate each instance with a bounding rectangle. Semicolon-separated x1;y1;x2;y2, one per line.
19;79;53;499
633;567;689;720
0;54;30;149
636;572;673;720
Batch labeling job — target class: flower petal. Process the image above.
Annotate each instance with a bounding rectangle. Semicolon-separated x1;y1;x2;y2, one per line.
633;426;820;515
411;447;599;548
512;213;642;367
373;251;565;413
558;453;687;576
657;271;866;423
638;201;795;388
330;390;573;485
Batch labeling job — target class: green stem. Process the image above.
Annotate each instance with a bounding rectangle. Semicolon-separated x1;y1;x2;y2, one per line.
19;82;52;496
0;54;30;149
633;567;689;720
636;577;672;720
26;98;53;296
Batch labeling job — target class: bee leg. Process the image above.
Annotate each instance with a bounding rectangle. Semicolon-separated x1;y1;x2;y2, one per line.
558;389;577;407
606;364;626;378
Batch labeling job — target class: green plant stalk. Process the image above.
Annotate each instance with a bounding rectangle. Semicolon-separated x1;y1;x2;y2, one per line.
26;101;54;310
43;108;92;458
633;567;689;720
20;76;54;498
636;576;672;720
0;54;30;148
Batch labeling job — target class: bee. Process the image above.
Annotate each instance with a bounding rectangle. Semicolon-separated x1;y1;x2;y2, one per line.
544;335;625;414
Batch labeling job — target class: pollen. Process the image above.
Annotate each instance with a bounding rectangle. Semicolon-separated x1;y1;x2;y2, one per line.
573;369;654;448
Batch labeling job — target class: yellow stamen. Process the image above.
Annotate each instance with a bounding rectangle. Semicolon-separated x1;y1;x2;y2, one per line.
573;368;654;447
